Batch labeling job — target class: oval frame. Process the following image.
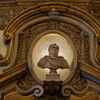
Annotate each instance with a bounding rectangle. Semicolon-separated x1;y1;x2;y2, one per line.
28;30;77;85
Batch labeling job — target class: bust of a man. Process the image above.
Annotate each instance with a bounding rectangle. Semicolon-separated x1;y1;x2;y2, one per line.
37;43;69;70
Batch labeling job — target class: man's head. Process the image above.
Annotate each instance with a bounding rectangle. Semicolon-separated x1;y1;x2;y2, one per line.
48;43;59;54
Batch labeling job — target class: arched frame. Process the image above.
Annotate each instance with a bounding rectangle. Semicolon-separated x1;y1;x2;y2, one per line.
0;2;100;99
28;30;77;85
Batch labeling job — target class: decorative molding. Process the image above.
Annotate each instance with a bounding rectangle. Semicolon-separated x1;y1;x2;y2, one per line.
0;2;99;28
69;74;87;91
0;62;26;86
80;62;100;80
61;70;88;97
0;2;100;99
81;71;100;85
16;76;44;97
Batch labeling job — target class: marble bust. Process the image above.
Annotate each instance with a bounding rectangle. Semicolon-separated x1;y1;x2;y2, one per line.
37;43;69;70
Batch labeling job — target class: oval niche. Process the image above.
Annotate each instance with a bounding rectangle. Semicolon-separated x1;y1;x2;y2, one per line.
28;30;77;85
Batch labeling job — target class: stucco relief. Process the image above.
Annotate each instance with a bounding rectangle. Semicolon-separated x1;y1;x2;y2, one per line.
0;2;100;100
0;2;99;27
0;7;27;26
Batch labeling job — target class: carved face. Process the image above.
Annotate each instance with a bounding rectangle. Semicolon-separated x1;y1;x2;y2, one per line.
48;44;59;54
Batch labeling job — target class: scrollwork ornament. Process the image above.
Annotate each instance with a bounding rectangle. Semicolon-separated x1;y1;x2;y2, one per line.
17;76;34;91
4;33;11;45
16;76;44;97
61;83;88;97
70;74;87;91
33;85;44;97
61;86;71;97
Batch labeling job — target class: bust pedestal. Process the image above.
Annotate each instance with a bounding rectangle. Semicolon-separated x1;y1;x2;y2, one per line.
45;69;62;82
43;69;63;98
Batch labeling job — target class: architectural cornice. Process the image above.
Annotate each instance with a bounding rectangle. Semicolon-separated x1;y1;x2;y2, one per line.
0;0;100;3
0;1;99;30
